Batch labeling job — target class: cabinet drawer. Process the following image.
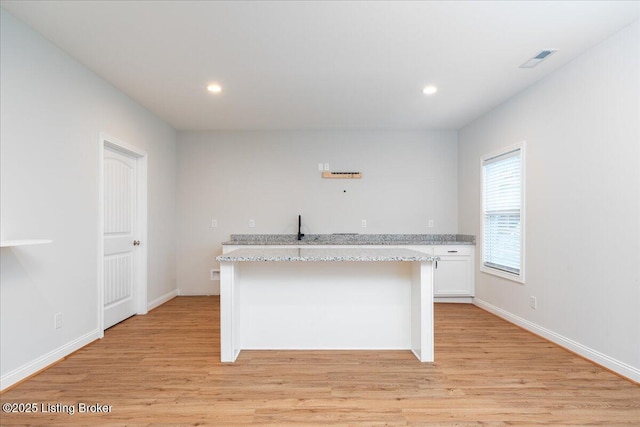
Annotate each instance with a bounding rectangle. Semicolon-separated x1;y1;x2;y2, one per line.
434;245;472;256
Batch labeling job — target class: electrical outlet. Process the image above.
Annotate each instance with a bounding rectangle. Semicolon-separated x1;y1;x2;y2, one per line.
249;219;255;228
428;219;434;228
530;296;537;310
361;219;367;228
318;163;324;171
323;163;330;171
211;218;218;228
210;269;220;281
54;312;62;329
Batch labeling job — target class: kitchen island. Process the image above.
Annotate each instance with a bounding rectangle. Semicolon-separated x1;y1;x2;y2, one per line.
216;246;439;363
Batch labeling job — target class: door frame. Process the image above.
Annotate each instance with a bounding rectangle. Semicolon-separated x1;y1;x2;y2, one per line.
97;132;148;337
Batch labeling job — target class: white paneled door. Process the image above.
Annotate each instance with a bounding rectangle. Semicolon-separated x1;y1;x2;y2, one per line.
103;146;140;329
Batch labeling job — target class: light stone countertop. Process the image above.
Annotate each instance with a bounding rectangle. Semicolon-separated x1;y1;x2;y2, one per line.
216;247;438;262
223;233;475;246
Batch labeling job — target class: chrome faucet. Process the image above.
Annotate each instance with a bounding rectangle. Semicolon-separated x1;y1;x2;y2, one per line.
297;214;304;240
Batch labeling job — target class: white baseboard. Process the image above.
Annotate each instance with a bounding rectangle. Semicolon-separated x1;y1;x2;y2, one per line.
473;298;640;383
1;329;100;391
177;290;220;296
434;297;473;303
147;289;178;311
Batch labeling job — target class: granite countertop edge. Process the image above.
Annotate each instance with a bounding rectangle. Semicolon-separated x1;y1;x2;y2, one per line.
216;247;439;262
222;233;475;246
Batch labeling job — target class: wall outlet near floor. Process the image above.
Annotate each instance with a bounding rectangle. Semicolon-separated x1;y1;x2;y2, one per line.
361;219;367;228
210;269;220;281
530;296;537;310
211;218;218;228
54;312;62;329
249;219;255;228
318;163;324;171
428;219;434;228
323;163;330;171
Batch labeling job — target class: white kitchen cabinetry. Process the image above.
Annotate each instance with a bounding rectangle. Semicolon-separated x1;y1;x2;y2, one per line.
433;246;474;299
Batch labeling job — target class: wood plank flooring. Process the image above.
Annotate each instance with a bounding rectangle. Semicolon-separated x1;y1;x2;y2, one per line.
1;296;638;426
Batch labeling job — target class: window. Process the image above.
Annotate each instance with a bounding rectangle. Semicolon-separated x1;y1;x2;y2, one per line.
481;142;525;283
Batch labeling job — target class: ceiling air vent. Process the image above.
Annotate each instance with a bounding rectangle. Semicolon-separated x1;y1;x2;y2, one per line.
519;49;558;68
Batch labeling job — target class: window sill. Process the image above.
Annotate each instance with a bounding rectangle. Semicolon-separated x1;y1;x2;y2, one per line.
480;265;524;284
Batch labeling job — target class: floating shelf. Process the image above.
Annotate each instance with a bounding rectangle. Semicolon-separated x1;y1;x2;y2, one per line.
0;239;53;248
322;171;362;179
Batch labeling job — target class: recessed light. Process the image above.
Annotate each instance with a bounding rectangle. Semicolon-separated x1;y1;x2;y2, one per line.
207;83;222;93
422;85;438;95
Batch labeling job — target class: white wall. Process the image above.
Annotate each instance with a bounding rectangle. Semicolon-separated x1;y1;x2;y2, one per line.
177;130;458;294
458;21;640;381
0;10;177;389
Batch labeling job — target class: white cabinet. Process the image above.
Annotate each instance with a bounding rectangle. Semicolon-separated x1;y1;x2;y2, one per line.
433;246;474;298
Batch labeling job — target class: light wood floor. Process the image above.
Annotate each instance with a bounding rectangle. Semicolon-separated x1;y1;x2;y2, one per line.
1;296;638;426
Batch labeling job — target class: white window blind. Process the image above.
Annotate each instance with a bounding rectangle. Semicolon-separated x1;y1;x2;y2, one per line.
482;144;524;281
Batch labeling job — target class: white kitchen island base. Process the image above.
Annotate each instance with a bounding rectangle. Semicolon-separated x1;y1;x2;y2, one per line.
217;248;436;363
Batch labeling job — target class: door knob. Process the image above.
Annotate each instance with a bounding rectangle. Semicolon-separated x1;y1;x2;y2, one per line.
133;240;141;246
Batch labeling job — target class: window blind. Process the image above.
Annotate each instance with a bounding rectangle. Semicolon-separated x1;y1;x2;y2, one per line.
482;148;522;276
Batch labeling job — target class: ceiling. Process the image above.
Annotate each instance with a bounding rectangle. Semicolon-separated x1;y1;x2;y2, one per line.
2;1;638;131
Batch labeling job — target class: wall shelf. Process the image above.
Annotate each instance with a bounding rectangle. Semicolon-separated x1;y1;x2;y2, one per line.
322;171;362;179
0;239;53;248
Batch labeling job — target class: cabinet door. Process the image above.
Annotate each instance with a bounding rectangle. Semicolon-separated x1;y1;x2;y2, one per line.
434;256;473;296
